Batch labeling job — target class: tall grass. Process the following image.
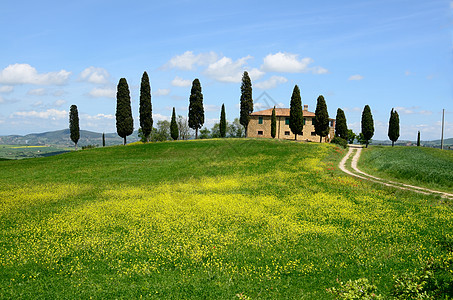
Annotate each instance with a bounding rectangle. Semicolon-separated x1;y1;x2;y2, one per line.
0;139;451;299
359;146;453;192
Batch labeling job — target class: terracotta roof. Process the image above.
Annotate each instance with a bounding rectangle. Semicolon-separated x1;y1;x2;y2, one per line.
250;108;316;117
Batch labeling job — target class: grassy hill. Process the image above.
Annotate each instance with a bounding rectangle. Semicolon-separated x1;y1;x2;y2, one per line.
0;139;451;299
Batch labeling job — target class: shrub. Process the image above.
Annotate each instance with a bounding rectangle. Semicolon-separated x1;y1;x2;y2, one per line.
331;136;348;148
81;144;97;150
328;278;383;299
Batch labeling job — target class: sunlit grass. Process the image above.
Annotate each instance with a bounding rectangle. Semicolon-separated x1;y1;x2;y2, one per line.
0;139;451;299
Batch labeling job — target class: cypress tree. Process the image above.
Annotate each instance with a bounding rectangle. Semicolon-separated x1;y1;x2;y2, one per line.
219;103;226;138
139;71;153;142
388;108;400;147
314;95;330;142
170;107;179;140
69;104;80;150
271;106;276;139
188;78;204;139
116;78;134;145
335;108;348;140
417;131;421;147
289;85;303;140
240;71;253;137
361;105;374;148
102;132;105;147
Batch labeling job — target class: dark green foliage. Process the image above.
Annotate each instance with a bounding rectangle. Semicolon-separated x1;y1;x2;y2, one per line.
240;71;253;137
388;108;400;147
151;120;171;142
271;106;276;139
347;129;356;144
335;108;348;140
314;95;330;142
116;78;134;145
170;107;179;141
69;105;80;150
199;127;211;139
417;131;421;147
139;71;153;142
102;133;105;147
219;104;226;138
331;136;347;148
188;78;204;139
289;85;303;140
361;105;374;148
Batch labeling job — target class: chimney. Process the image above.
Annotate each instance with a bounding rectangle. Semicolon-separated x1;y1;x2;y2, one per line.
303;104;308;111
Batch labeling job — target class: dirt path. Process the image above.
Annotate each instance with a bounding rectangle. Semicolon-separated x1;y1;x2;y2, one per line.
339;145;453;200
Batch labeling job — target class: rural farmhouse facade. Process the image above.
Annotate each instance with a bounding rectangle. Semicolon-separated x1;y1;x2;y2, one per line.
247;105;335;142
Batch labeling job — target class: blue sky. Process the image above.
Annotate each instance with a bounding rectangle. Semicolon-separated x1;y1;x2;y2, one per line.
0;0;452;140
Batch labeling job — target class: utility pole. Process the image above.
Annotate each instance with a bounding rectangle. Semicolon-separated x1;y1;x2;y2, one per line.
441;108;445;150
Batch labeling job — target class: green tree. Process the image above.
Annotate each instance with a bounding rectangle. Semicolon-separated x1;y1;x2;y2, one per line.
151;120;171;142
139;71;153;142
102;132;105;147
361;105;374;148
69;104;80;150
417;131;421;147
240;71;253;137
314;95;330;142
199;127;211;139
220;103;226;138
188;78;204;139
116;78;134;145
347;129;356;144
271;106;276;139
170;107;179;140
335;108;348;140
388;108;400;147
228;118;244;138
289;85;303;140
177;115;191;140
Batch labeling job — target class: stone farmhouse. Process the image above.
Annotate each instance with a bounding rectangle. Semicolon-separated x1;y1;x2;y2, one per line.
247;105;335;142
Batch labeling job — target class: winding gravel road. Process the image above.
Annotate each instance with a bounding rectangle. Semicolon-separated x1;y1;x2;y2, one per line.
339;145;453;200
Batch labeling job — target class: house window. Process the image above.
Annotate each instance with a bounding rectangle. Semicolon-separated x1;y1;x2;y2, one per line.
258;130;263;135
258;116;263;124
285;117;290;125
311;132;316;136
330;120;334;127
303;118;306;125
285;131;290;136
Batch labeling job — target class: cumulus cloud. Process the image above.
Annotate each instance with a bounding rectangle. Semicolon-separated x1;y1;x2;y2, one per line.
0;64;71;85
261;52;328;74
79;66;110;84
348;74;364;81
88;87;116;98
165;51;218;70
82;113;115;121
153;113;170;121
255;76;288;89
204;56;264;83
54;99;67;107
171;76;192;87
0;86;13;93
12;109;67;120
27;88;47;96
153;88;171;96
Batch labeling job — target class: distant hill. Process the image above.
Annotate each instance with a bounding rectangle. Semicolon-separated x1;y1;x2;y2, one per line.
0;129;140;147
372;138;453;148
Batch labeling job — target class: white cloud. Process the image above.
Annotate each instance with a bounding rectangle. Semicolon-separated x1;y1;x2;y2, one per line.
0;85;13;93
255;76;288;89
79;67;110;84
54;99;67;107
27;88;47;96
204;56;264;83
153;113;170;121
32;101;43;107
0;64;71;85
394;106;432;115
89;87;116;98
171;76;192;87
153;88;171;96
82;113;115;121
348;74;364;81
165;51;218;70
261;52;328;74
12;109;67;120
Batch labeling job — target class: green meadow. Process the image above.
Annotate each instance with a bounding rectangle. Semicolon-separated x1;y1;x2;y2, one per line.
0;145;70;160
0;139;451;299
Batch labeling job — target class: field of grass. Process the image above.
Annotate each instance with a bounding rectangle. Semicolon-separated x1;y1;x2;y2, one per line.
0;145;70;160
359;146;453;193
0;139;452;299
